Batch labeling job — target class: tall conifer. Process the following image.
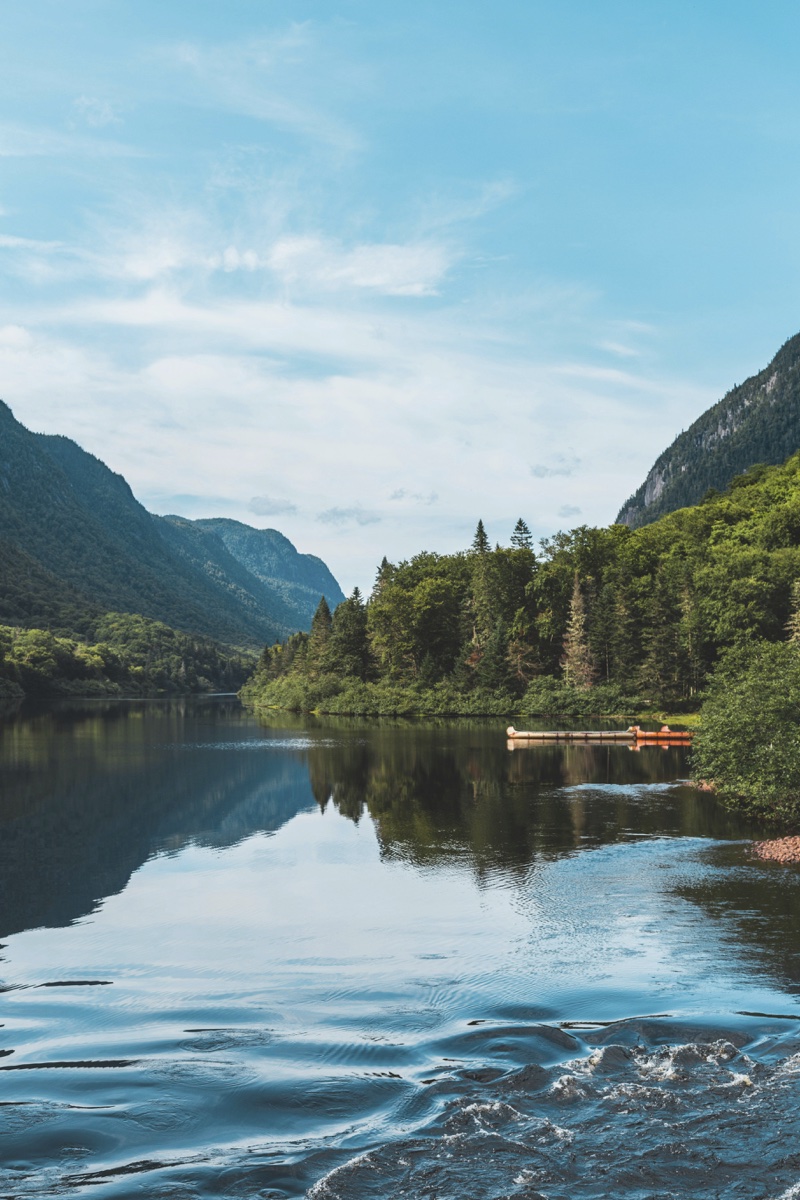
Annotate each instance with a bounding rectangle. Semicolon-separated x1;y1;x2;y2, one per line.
561;573;595;689
471;519;490;554
510;518;533;549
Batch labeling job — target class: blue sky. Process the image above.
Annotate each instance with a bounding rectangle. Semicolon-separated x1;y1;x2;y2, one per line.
2;1;800;591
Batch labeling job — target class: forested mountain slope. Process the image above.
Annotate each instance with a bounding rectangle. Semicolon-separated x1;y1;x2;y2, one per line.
193;518;344;628
617;330;800;528
0;402;343;646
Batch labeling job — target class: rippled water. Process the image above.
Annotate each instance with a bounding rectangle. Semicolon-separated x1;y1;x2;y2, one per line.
1;698;800;1197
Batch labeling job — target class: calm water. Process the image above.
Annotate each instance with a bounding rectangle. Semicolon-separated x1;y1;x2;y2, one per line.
2;698;800;1198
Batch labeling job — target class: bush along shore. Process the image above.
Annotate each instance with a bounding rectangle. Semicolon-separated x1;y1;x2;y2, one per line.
0;613;255;699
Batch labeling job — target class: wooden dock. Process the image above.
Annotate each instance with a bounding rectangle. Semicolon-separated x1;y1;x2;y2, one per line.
506;724;693;745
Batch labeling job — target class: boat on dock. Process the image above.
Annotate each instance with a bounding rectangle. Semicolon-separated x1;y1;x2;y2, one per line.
506;724;693;745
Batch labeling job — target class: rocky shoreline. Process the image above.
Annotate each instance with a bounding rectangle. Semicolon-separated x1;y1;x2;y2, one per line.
751;837;800;864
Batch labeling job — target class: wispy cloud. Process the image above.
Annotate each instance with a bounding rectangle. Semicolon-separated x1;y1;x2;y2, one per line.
267;236;454;296
558;504;582;518
0;121;139;158
317;506;381;526
159;28;362;152
249;495;298;517
73;96;122;129
530;454;581;478
389;488;439;505
0;234;64;252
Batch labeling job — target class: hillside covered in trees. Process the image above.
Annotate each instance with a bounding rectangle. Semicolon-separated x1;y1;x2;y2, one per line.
0;401;344;648
243;457;800;716
617;330;800;528
0;613;255;700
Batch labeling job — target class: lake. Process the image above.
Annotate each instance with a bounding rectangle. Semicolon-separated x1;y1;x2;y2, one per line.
1;697;800;1199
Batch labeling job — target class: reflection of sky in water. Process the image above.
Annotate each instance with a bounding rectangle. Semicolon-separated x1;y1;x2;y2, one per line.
3;701;800;1198
6;798;798;1030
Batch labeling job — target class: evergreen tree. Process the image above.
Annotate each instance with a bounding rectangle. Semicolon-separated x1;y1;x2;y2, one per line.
638;565;685;701
471;519;490;554
328;588;371;679
506;607;539;685
510;518;533;549
561;573;595;689
371;556;393;599
307;595;332;676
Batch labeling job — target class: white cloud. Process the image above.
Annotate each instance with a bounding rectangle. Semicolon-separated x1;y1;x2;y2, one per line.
0;234;64;252
158;28;362;152
73;96;121;129
249;495;298;517
317;506;382;527
389;488;438;505
0;292;715;592
267;236;454;296
531;454;581;478
0;121;139;158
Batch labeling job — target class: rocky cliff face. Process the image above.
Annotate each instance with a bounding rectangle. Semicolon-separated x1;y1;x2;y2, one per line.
617;332;800;528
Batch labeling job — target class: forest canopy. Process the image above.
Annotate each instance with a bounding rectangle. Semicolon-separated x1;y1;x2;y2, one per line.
0;612;254;699
242;452;800;716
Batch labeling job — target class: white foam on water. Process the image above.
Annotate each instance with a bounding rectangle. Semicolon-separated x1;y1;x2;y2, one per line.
773;1183;800;1200
549;1073;588;1102
306;1150;378;1200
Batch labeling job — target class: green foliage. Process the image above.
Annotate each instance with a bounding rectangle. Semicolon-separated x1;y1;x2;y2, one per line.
511;518;533;549
471;519;490;554
0;613;254;698
561;573;595;689
243;449;800;720
692;641;800;821
520;677;641;716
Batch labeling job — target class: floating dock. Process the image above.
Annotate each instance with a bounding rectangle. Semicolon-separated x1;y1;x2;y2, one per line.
506;724;693;745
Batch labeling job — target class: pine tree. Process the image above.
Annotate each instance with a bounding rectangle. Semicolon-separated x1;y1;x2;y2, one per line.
329;587;371;679
307;595;332;676
561;573;595;689
510;518;533;549
371;556;393;599
471;519;490;554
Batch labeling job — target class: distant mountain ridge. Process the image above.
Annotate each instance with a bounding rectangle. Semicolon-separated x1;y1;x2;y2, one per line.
0;402;344;645
616;331;800;528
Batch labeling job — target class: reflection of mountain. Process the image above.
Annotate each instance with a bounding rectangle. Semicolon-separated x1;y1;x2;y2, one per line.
302;722;754;877
0;700;316;939
0;704;762;946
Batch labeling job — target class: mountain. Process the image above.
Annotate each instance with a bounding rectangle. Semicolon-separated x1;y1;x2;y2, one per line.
616;330;800;528
191;518;344;629
0;402;344;646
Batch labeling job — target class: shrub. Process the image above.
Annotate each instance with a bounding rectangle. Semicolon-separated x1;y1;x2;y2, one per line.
693;640;800;820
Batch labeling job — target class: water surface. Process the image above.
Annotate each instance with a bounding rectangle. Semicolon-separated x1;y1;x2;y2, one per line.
1;699;799;1198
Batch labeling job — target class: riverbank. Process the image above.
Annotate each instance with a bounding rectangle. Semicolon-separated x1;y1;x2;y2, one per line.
239;673;693;721
239;676;700;720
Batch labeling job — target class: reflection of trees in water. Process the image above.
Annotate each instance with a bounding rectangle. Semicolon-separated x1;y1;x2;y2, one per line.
674;848;800;995
0;699;315;939
305;726;754;879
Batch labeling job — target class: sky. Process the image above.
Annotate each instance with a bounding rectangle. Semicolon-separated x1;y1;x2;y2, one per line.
2;1;800;593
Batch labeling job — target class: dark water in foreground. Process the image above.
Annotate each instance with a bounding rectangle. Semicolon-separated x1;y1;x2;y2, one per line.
2;699;800;1198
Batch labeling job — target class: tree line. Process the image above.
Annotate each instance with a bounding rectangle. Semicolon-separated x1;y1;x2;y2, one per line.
241;452;800;716
0;612;255;699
